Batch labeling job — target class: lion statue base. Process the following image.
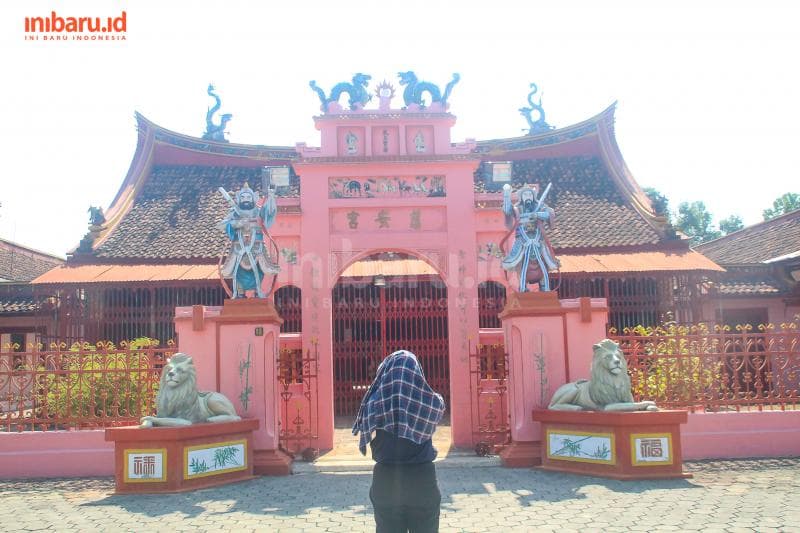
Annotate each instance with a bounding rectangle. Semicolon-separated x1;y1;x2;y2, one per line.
140;353;241;428
548;339;658;412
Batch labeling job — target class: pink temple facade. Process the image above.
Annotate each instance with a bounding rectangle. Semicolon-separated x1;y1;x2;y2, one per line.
30;75;729;452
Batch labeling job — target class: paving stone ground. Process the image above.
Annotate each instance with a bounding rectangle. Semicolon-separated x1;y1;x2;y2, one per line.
1;458;799;532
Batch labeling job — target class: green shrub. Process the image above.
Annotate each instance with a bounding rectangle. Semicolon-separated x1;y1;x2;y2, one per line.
620;322;723;405
36;338;162;424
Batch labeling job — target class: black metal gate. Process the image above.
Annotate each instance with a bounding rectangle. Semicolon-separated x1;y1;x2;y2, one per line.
332;276;449;416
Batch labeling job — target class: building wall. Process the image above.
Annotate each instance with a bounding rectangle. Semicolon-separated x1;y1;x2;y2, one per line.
703;297;799;327
0;320;40;352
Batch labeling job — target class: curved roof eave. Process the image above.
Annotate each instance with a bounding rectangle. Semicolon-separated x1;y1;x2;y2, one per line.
474;102;617;154
84;112;158;254
475;102;670;240
85;113;299;254
595;108;670;239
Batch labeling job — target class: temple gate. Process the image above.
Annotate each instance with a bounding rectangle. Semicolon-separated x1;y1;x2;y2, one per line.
290;80;481;448
332;261;449;417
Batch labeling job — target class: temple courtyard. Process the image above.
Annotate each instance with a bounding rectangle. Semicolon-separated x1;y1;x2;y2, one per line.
1;457;797;532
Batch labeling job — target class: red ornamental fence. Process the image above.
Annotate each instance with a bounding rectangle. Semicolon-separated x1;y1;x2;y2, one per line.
278;341;320;457
468;342;510;454
0;339;175;432
609;321;800;412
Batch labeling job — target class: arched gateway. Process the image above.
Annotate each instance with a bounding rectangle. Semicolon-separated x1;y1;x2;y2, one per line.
332;251;449;418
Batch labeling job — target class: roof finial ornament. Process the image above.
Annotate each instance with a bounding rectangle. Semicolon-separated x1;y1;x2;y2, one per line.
76;206;105;254
203;84;232;142
397;71;460;110
375;80;396;111
309;73;372;113
520;83;554;135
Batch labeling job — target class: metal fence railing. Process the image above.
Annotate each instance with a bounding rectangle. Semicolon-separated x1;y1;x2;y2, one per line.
609;321;800;412
1;339;176;431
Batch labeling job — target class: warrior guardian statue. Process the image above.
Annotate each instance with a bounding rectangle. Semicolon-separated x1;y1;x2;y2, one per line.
501;183;560;292
217;183;280;298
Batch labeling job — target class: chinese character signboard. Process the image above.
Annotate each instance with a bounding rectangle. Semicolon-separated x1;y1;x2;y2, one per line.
124;449;166;483
631;433;673;466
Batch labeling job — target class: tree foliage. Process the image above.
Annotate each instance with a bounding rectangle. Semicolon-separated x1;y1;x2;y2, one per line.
676;201;721;245
763;192;800;220
718;214;744;235
35;338;161;427
624;321;723;406
644;187;671;222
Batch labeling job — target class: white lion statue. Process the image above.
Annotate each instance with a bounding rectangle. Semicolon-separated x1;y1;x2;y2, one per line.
548;339;658;412
140;353;241;428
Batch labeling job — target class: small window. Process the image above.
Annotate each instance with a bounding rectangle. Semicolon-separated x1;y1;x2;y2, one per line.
10;333;26;352
275;286;302;333
478;281;506;329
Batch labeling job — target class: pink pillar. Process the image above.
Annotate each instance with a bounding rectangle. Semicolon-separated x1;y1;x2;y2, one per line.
499;293;608;467
174;299;292;475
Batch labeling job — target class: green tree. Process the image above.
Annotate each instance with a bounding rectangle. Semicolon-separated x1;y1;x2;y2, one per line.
676;201;721;245
718;214;743;235
644;187;671;223
763;192;800;220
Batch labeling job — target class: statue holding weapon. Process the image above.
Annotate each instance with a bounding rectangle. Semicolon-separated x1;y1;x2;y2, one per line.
217;182;280;298
500;182;560;292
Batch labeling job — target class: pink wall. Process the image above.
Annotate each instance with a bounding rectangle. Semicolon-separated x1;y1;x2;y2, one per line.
0;430;113;478
562;298;611;383
174;305;282;451
682;411;800;459
503;297;609;444
174;306;220;391
2;411;796;480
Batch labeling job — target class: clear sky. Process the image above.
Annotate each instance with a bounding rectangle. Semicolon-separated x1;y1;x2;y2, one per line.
1;0;798;257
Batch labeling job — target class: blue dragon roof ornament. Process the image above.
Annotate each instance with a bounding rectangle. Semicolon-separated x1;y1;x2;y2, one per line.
397;71;460;109
309;73;372;113
203;84;232;142
520;83;554;135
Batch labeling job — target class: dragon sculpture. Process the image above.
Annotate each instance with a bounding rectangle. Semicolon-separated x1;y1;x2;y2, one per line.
203;84;232;142
519;83;554;135
397;71;460;108
309;73;372;112
87;206;105;226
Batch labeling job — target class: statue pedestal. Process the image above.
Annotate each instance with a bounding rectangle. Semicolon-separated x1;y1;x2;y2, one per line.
105;419;258;493
532;409;691;480
499;292;608;467
174;299;292;476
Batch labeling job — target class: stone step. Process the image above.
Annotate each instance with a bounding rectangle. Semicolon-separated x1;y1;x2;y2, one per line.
292;451;502;474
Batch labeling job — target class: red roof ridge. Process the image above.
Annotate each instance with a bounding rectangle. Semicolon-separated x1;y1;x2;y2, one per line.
134;112;297;153
475;102;617;148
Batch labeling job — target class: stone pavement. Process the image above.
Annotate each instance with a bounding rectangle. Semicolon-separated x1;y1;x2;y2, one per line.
1;457;799;532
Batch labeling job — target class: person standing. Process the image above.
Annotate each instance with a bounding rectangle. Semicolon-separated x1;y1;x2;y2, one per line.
353;350;446;533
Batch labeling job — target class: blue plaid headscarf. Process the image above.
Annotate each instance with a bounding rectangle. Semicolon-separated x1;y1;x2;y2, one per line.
352;350;445;455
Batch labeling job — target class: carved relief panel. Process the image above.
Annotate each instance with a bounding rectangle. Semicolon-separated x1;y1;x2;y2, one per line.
405;126;434;155
337;127;365;157
371;126;399;156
